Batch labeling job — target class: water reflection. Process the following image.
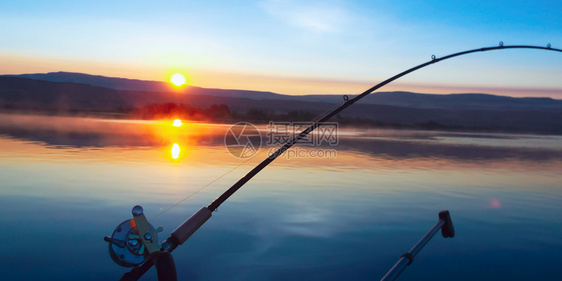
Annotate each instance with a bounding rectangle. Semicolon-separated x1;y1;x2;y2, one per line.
172;119;183;127
2;113;562;165
1;114;562;281
171;143;181;159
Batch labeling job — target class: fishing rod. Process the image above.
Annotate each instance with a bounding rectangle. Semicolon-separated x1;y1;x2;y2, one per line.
104;43;562;280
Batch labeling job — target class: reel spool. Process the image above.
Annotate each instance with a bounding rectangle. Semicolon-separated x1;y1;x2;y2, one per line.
104;206;163;267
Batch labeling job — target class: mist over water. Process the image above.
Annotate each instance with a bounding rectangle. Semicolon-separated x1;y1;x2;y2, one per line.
1;114;561;281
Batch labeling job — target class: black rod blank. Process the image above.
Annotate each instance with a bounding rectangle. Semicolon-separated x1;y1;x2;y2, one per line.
120;44;561;280
206;44;562;213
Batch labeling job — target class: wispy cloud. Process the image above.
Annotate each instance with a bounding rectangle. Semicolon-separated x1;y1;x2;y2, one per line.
259;0;352;33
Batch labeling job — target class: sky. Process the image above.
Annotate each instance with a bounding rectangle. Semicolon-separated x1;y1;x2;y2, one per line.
1;0;561;98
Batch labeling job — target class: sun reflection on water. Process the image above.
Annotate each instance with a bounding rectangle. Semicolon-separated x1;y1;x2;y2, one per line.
171;143;181;159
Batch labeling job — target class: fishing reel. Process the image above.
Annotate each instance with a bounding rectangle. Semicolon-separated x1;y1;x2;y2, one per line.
104;204;211;281
104;205;163;267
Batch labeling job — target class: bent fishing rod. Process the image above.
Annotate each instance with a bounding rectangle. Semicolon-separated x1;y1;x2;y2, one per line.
104;42;562;281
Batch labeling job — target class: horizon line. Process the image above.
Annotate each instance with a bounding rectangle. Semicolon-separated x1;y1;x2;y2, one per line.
2;70;562;100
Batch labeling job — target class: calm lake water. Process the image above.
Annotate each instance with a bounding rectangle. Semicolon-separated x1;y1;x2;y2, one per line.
1;114;561;281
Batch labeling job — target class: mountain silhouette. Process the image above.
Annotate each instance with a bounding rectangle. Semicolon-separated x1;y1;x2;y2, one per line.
6;71;562;111
1;72;562;134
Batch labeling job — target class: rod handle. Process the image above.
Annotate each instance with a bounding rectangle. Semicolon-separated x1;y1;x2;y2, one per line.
171;207;212;245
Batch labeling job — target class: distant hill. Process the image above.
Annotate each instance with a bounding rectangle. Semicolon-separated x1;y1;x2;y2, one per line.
4;72;289;100
0;76;337;114
6;72;168;92
5;72;562;111
1;72;562;134
300;92;562;111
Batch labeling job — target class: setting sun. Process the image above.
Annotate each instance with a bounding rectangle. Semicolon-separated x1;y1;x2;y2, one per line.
170;73;186;87
172;119;183;127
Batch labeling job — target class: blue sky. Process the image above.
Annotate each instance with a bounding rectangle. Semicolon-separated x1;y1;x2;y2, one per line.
1;0;561;97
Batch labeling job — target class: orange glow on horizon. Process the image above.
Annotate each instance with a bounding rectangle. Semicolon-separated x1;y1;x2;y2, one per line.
1;52;561;99
184;70;562;98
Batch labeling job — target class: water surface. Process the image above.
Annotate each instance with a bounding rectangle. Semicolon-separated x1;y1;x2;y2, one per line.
1;114;561;280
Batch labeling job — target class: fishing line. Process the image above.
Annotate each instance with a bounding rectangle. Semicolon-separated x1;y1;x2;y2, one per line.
115;43;562;280
150;98;347;221
149;146;270;221
206;43;562;213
